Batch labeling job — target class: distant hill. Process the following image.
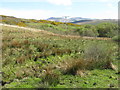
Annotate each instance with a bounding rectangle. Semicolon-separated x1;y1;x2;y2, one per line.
0;15;118;39
72;19;118;25
1;15;117;25
0;15;81;27
47;16;91;23
47;16;117;25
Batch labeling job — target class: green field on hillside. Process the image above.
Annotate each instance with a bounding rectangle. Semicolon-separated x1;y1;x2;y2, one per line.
2;25;119;88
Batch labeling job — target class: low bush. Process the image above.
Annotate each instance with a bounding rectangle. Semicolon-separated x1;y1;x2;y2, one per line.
75;25;99;37
96;23;118;37
84;42;114;69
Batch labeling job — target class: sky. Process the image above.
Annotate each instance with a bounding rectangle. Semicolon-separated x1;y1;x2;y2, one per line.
0;0;119;20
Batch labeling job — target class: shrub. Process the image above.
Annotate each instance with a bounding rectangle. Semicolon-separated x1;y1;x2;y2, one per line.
81;29;98;37
76;25;99;37
84;42;113;69
96;23;118;37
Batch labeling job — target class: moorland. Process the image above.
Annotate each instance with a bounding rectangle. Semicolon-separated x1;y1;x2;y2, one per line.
1;15;120;88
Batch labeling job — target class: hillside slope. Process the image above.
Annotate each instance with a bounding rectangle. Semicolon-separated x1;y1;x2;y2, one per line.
1;23;111;40
72;19;118;25
1;15;118;38
2;24;119;88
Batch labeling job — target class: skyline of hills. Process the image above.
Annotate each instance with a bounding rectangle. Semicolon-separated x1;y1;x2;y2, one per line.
46;16;118;24
0;15;118;25
46;16;92;22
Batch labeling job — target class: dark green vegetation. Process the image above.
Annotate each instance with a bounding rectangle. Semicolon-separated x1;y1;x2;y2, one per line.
2;25;119;88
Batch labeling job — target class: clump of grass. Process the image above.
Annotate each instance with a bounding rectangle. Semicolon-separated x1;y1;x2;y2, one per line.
76;69;88;77
23;40;30;45
16;55;26;64
41;65;60;86
10;40;21;48
58;58;87;75
15;65;40;79
15;70;25;79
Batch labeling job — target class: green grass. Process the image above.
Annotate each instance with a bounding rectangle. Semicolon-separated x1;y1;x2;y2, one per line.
4;77;42;88
4;70;119;88
2;25;119;88
25;22;80;36
55;69;118;88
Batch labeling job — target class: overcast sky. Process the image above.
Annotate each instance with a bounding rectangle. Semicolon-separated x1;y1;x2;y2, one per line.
0;0;119;19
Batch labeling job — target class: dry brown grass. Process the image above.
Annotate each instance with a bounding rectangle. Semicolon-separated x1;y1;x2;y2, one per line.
58;58;88;75
57;57;114;75
16;56;26;64
76;69;87;77
41;65;60;86
10;40;21;48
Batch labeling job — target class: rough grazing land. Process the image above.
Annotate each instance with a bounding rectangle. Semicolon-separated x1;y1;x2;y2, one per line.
1;23;111;40
1;24;119;88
